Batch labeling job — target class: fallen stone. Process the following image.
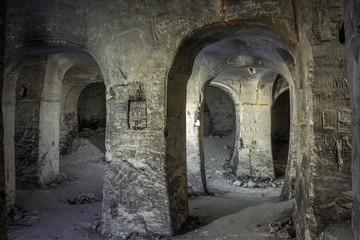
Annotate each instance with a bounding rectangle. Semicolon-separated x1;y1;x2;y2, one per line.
269;217;295;239
224;145;230;150
277;228;292;239
341;202;353;210
233;180;242;186
11;207;24;221
247;180;255;188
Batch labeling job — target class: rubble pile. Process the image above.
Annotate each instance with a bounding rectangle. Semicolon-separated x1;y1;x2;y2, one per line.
269;217;296;239
63;193;102;205
229;176;284;188
47;173;74;189
8;207;40;226
8;207;24;222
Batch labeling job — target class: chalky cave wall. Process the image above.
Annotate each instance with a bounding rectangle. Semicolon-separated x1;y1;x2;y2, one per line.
293;0;352;238
4;0;353;238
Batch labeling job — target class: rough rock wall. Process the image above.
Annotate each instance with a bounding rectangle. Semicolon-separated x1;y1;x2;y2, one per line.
292;31;316;240
0;0;8;238
78;82;106;131
14;57;46;188
345;0;360;239
167;68;190;232
294;1;352;238
186;100;206;194
238;105;274;178
204;86;235;137
4;0;300;236
309;0;351;234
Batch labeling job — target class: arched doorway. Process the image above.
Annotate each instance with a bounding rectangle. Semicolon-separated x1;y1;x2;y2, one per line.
5;49;107;239
271;77;290;178
203;85;236;182
166;22;296;233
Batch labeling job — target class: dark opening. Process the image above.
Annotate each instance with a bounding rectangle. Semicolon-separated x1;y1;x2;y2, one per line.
204;85;236;180
271;90;290;177
20;86;27;98
77;82;106;137
339;22;345;44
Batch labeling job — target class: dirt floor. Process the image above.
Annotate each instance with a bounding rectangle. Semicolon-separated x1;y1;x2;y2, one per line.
7;134;351;239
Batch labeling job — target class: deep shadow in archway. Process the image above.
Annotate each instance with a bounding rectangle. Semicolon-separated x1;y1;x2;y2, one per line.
203;85;236;184
77;82;106;154
271;90;290;178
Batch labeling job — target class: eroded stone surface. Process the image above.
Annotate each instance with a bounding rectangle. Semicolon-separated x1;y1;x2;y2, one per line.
1;0;355;238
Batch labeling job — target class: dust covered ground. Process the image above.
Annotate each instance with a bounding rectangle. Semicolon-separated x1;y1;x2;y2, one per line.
7;134;350;239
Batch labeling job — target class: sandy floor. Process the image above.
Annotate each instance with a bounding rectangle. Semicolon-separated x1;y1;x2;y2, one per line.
9;134;106;240
8;134;301;240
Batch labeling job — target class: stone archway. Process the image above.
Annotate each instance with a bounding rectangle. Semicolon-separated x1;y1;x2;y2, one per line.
203;84;237;183
3;47;107;212
166;21;296;233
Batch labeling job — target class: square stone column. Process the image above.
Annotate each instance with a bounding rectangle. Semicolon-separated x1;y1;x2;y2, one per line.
237;105;274;178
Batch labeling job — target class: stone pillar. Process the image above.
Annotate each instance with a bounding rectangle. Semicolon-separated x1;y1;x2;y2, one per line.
103;74;181;236
237;105;274;177
38;55;73;185
0;0;8;238
14;58;47;187
186;76;210;195
236;71;275;178
186;102;206;194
